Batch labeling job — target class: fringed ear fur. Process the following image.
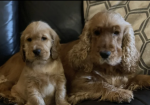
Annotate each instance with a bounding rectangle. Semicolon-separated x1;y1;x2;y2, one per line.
20;33;26;62
69;20;93;72
50;29;60;60
121;23;140;73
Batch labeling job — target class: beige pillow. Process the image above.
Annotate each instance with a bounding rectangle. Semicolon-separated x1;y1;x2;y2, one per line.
84;1;150;74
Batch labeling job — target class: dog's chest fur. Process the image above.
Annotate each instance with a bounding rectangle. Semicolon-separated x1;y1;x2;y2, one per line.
79;65;130;89
24;61;60;104
94;70;128;88
29;72;56;104
27;72;56;96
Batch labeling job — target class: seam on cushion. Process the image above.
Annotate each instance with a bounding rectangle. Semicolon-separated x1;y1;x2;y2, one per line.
134;97;148;105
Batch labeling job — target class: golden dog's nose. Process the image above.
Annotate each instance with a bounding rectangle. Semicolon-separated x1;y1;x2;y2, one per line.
33;49;41;55
100;51;111;59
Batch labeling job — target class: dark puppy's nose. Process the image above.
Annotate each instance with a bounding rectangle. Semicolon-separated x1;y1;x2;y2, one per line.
100;51;111;59
33;49;41;55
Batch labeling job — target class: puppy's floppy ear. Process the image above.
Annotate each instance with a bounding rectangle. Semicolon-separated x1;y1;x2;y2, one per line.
69;20;93;72
50;29;60;60
20;33;26;62
121;23;139;73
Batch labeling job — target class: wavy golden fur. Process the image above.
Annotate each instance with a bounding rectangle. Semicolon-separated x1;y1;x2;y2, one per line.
0;11;150;105
69;11;139;73
0;21;70;105
62;11;150;104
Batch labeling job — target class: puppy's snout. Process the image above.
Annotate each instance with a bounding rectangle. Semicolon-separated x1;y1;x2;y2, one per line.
33;49;41;55
100;51;111;59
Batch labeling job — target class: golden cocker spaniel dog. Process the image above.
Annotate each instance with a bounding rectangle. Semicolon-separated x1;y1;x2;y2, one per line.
60;11;150;104
0;11;150;105
8;21;69;105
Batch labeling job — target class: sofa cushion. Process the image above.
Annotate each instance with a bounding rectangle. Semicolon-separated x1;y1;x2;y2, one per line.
19;1;84;44
0;1;19;66
83;1;150;74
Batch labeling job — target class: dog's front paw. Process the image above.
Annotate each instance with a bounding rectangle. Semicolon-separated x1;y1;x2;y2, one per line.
100;89;133;103
57;101;71;105
128;83;143;91
67;92;89;105
115;89;133;103
0;75;7;84
67;94;80;105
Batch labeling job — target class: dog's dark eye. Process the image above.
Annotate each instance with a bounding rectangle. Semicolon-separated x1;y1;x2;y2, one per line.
94;30;100;36
27;38;32;42
113;31;119;35
42;37;47;40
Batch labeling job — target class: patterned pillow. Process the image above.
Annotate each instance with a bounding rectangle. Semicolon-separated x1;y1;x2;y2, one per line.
84;1;150;74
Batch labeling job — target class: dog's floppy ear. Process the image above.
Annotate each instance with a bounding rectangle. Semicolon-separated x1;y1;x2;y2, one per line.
69;20;93;72
50;29;60;60
20;33;26;62
121;23;139;73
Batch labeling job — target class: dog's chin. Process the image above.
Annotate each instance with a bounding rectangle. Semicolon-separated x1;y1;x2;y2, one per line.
99;57;121;66
26;56;50;63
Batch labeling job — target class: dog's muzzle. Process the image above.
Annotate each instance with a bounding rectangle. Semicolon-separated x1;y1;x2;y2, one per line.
100;51;111;59
33;49;41;56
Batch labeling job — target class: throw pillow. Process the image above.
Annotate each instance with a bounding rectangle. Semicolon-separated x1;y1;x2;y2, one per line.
83;1;150;74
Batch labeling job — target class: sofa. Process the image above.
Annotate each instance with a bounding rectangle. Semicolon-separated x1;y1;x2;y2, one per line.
0;1;150;105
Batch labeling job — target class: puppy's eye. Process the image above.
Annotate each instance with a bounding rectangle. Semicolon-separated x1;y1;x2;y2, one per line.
113;31;119;35
94;30;100;36
27;38;32;42
42;37;47;40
